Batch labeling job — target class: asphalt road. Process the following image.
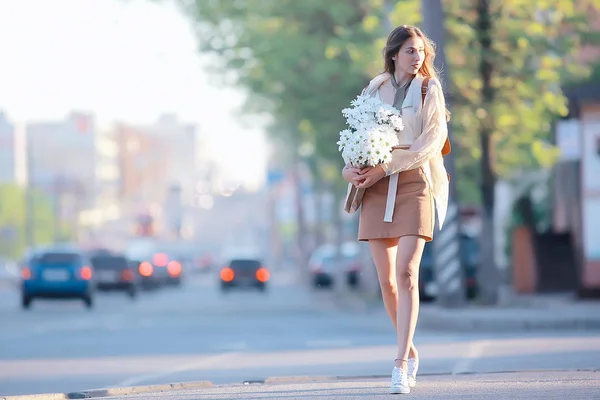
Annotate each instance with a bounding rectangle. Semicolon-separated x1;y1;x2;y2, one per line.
0;271;599;397
97;371;600;399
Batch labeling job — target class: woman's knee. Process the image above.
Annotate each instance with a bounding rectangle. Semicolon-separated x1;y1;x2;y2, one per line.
379;277;398;296
398;263;419;290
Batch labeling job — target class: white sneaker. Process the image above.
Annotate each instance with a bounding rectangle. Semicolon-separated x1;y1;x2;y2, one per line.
390;367;410;394
407;358;419;388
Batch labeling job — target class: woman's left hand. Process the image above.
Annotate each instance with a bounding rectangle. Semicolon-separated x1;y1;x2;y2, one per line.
355;165;386;189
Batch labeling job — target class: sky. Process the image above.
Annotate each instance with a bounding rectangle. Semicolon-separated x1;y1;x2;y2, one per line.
0;0;268;189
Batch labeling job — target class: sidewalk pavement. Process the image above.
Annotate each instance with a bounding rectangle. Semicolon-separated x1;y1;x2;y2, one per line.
331;288;600;332
2;370;598;399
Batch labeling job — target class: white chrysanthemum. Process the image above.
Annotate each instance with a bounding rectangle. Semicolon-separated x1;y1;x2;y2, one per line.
338;93;403;167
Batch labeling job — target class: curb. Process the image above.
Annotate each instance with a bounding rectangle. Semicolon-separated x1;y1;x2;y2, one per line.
417;309;600;332
329;291;600;332
67;381;212;399
1;395;68;400
4;370;598;399
1;381;212;400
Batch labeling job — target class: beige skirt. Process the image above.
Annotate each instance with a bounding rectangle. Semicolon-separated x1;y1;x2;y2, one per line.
358;167;434;242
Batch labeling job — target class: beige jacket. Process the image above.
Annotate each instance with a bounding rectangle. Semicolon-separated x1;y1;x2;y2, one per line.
344;72;450;228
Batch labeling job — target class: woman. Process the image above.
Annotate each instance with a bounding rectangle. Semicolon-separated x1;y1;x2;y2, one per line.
342;25;450;394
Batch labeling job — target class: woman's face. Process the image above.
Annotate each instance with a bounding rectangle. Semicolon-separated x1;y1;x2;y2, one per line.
392;36;426;77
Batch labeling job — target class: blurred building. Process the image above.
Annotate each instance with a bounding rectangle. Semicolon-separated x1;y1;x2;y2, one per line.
115;114;200;238
0;112;16;184
76;126;124;248
148;114;199;205
548;6;600;298
115;123;171;214
25;112;97;232
94;127;120;209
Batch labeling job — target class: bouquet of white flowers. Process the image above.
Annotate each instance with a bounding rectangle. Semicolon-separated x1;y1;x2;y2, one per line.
337;94;404;168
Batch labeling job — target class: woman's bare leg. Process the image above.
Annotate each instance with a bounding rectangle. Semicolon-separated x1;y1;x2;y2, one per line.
369;238;398;324
369;238;419;360
394;235;426;370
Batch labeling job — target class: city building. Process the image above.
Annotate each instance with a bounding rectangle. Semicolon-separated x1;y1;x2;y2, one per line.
25;112;97;235
548;5;600;297
115;115;201;239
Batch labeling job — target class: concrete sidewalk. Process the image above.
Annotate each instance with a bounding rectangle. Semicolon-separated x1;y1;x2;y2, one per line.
3;370;598;399
332;290;600;331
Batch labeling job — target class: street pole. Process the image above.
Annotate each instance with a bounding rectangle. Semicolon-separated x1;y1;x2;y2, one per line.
421;0;466;307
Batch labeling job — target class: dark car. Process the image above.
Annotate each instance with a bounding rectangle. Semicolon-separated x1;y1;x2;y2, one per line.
308;243;364;290
89;251;137;299
419;233;479;301
132;251;183;289
20;247;95;309
220;258;269;293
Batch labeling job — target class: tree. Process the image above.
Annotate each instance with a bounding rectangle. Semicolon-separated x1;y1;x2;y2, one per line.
441;0;599;303
177;0;391;264
174;0;598;301
0;184;64;259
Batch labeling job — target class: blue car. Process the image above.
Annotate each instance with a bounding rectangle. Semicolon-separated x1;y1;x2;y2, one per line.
20;248;95;309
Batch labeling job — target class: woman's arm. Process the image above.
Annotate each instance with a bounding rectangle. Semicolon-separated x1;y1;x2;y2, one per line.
380;79;448;176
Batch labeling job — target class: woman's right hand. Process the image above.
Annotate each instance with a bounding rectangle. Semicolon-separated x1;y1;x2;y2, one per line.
342;165;363;185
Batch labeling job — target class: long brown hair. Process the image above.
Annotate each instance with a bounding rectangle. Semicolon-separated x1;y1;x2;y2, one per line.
383;25;439;80
383;25;450;120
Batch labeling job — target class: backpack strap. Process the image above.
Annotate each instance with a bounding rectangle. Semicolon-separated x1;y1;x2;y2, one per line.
421;77;430;106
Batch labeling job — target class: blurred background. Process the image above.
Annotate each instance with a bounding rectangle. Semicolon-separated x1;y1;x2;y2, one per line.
0;0;599;397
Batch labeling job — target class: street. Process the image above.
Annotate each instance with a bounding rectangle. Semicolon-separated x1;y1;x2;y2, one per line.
1;271;599;397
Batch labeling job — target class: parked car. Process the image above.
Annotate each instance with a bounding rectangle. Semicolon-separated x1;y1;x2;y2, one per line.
20;246;95;309
419;233;479;301
88;250;138;299
308;247;336;289
308;242;364;290
220;258;269;293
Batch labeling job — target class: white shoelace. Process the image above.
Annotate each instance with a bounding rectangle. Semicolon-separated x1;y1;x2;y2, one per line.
408;358;419;379
391;367;408;386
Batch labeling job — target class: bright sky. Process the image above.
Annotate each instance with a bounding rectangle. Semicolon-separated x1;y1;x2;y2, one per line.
0;0;268;189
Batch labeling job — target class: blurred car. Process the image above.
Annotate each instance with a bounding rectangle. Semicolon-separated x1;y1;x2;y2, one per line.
308;242;363;290
419;233;479;301
340;242;362;289
20;247;95;309
220;258;269;293
88;250;138;299
135;251;184;289
308;248;336;289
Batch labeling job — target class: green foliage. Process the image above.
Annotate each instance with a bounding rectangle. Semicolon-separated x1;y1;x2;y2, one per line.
0;184;67;259
444;0;594;182
177;0;598;203
179;0;415;193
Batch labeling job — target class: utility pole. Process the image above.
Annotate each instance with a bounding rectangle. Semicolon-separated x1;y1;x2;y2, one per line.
421;0;466;307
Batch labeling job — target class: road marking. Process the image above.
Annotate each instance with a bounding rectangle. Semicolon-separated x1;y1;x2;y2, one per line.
452;340;489;375
115;352;238;387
